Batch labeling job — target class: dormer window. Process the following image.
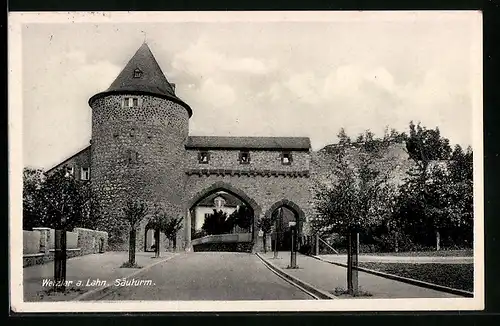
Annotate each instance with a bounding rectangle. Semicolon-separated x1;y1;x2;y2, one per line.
281;151;293;165
239;150;250;164
123;97;141;108
214;197;225;209
198;151;210;164
133;68;143;78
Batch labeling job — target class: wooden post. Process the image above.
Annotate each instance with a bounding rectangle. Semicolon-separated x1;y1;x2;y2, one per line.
54;228;66;292
154;228;160;258
129;229;136;265
315;233;319;256
352;230;359;296
185;209;192;252
436;229;441;251
347;231;353;295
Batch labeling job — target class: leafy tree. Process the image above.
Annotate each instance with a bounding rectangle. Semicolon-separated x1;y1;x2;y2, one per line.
403;121;452;182
313;129;397;237
202;209;233;235
148;208;168;257
23;168;45;230
229;204;253;232
161;216;184;250
258;217;273;253
122;200;148;266
398;121;455;250
37;167;90;230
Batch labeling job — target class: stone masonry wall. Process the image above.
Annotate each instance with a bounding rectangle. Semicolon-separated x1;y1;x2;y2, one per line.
185;149;310;172
91;94;189;251
184;173;313;244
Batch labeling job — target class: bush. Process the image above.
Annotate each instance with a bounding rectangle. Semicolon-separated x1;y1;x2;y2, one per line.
299;244;312;255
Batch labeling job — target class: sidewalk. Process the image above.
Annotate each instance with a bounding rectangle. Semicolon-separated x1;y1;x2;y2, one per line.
319;254;473;264
260;252;461;298
23;251;176;302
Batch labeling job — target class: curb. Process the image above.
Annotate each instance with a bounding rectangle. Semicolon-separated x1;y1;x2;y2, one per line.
72;254;179;301
311;255;474;298
255;253;336;300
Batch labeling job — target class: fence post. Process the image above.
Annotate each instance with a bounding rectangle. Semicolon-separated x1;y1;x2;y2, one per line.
315;233;319;256
33;227;51;254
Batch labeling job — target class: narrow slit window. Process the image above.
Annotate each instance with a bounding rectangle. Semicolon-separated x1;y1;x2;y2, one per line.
198;151;210;164
239;150;250;164
281;152;293;165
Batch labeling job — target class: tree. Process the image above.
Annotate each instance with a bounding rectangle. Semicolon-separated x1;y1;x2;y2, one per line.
161;216;184;251
202;209;233;235
258;217;273;253
37;167;90;230
400;121;454;250
122;200;148;266
23;168;45;230
313;129;398;295
148;209;168;257
229;204;253;232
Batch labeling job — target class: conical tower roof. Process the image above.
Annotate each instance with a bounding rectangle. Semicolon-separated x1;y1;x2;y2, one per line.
89;43;192;117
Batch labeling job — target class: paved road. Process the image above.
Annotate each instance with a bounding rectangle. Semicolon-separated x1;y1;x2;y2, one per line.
318;254;473;264
101;252;313;300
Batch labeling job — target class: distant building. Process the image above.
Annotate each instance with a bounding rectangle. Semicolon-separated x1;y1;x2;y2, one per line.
193;192;243;232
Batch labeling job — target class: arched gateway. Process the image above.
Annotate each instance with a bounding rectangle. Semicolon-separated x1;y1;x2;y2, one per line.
47;42;313;252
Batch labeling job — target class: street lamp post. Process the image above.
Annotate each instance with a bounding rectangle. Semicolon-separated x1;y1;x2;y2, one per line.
288;221;297;269
273;207;282;259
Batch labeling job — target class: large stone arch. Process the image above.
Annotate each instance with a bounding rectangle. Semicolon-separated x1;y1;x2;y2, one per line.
187;181;262;215
184;181;262;251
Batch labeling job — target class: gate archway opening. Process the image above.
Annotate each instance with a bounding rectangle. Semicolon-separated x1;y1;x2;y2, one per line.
186;182;262;251
265;200;305;252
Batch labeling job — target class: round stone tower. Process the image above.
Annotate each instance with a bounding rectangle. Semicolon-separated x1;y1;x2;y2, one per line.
88;43;192;250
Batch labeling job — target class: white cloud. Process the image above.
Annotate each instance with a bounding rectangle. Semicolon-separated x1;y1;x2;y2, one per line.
172;38;273;77
198;78;237;107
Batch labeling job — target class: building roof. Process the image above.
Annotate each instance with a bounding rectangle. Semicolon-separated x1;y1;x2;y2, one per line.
186;136;311;150
46;144;91;174
197;192;244;207
88;43;192;117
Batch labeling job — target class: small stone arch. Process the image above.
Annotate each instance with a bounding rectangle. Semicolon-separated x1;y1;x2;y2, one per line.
264;199;306;251
187;181;262;216
264;199;306;223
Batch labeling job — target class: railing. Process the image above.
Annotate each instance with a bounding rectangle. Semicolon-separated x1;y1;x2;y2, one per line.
319;237;339;254
191;233;252;246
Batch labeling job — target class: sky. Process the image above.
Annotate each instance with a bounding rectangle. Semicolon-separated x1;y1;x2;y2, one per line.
20;12;481;170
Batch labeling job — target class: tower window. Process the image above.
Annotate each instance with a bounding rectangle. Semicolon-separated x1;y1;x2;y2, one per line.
239;150;250;164
81;167;90;180
198;151;210;164
123;97;141;108
133;68;143;78
281;152;293;165
64;166;74;177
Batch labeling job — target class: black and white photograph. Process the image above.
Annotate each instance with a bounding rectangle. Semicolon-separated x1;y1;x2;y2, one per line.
9;11;483;312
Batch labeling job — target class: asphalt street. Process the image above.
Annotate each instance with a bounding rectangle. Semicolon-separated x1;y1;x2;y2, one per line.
101;252;314;300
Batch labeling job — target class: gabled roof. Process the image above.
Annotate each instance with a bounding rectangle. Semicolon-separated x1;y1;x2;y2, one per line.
46;144;91;174
185;136;311;150
197;192;244;207
89;43;192;117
